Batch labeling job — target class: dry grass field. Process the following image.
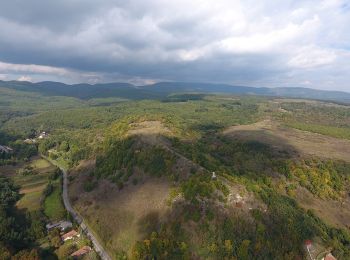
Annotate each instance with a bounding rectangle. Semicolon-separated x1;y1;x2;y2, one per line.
294;186;350;230
127;120;173;145
223;119;350;162
69;160;171;257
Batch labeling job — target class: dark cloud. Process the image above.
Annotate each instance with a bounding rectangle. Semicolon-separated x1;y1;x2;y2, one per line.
0;0;349;91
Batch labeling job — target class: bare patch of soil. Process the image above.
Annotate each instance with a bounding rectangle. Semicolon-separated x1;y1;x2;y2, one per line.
225;181;267;213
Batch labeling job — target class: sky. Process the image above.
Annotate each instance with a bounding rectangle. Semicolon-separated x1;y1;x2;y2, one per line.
0;0;349;91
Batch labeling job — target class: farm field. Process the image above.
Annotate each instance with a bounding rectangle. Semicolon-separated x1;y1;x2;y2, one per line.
0;157;65;220
0;157;54;212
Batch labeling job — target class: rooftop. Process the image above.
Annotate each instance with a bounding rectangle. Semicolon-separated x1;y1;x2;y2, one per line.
61;230;79;241
46;220;72;230
71;246;92;257
0;145;13;153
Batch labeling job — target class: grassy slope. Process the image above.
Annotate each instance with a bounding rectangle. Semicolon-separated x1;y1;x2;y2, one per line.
276;100;350;140
12;158;55;211
284;121;350;140
0;156;66;220
44;181;65;221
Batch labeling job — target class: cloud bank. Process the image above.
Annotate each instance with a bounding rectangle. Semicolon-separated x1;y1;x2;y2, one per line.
0;0;349;91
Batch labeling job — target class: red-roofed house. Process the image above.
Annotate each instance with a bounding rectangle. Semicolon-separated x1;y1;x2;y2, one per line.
61;230;80;241
323;253;337;260
71;246;92;258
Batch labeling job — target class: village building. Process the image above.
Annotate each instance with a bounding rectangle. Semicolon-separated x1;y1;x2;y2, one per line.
322;253;337;260
24;138;36;144
61;230;80;242
46;220;72;231
71;246;92;258
0;145;13;154
38;131;48;139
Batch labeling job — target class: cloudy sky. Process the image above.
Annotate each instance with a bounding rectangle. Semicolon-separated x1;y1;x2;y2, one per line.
0;0;349;91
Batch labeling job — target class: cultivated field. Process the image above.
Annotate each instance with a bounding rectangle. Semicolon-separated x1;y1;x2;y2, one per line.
0;157;53;211
0;157;65;218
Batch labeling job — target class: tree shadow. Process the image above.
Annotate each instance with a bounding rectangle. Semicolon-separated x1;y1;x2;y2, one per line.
137;211;161;237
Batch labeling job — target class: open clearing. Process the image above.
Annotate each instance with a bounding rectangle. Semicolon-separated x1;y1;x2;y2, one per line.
128;120;172;145
128;120;172;136
30;158;52;169
294;186;350;230
44;181;66;221
223;119;350;162
69;162;171;256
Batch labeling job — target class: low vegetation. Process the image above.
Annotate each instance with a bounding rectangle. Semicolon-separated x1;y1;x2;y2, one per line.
43;181;66;221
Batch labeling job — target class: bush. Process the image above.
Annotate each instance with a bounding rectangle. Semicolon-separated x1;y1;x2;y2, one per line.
49;167;61;180
43;182;54;197
83;179;97;192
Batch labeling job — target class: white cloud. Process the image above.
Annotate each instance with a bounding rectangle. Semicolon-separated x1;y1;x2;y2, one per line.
301;80;312;85
0;61;69;75
17;75;32;82
288;45;337;69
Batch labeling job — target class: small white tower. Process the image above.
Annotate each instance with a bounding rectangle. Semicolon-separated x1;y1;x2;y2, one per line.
212;171;217;180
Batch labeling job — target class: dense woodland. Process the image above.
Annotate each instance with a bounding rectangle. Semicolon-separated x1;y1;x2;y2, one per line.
1;84;350;259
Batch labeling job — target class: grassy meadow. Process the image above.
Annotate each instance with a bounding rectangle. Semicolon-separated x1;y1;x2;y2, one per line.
43;181;66;221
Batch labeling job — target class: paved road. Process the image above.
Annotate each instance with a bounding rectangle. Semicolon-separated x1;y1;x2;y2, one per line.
60;167;112;260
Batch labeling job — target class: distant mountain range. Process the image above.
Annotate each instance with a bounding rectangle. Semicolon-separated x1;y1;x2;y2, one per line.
1;80;349;103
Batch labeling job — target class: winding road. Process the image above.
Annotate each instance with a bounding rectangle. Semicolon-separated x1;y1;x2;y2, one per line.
60;167;112;260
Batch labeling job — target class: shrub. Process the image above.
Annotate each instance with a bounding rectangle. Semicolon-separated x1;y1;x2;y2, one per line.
83;179;97;192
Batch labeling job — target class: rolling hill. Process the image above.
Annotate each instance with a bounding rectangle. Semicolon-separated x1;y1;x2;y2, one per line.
1;80;350;103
